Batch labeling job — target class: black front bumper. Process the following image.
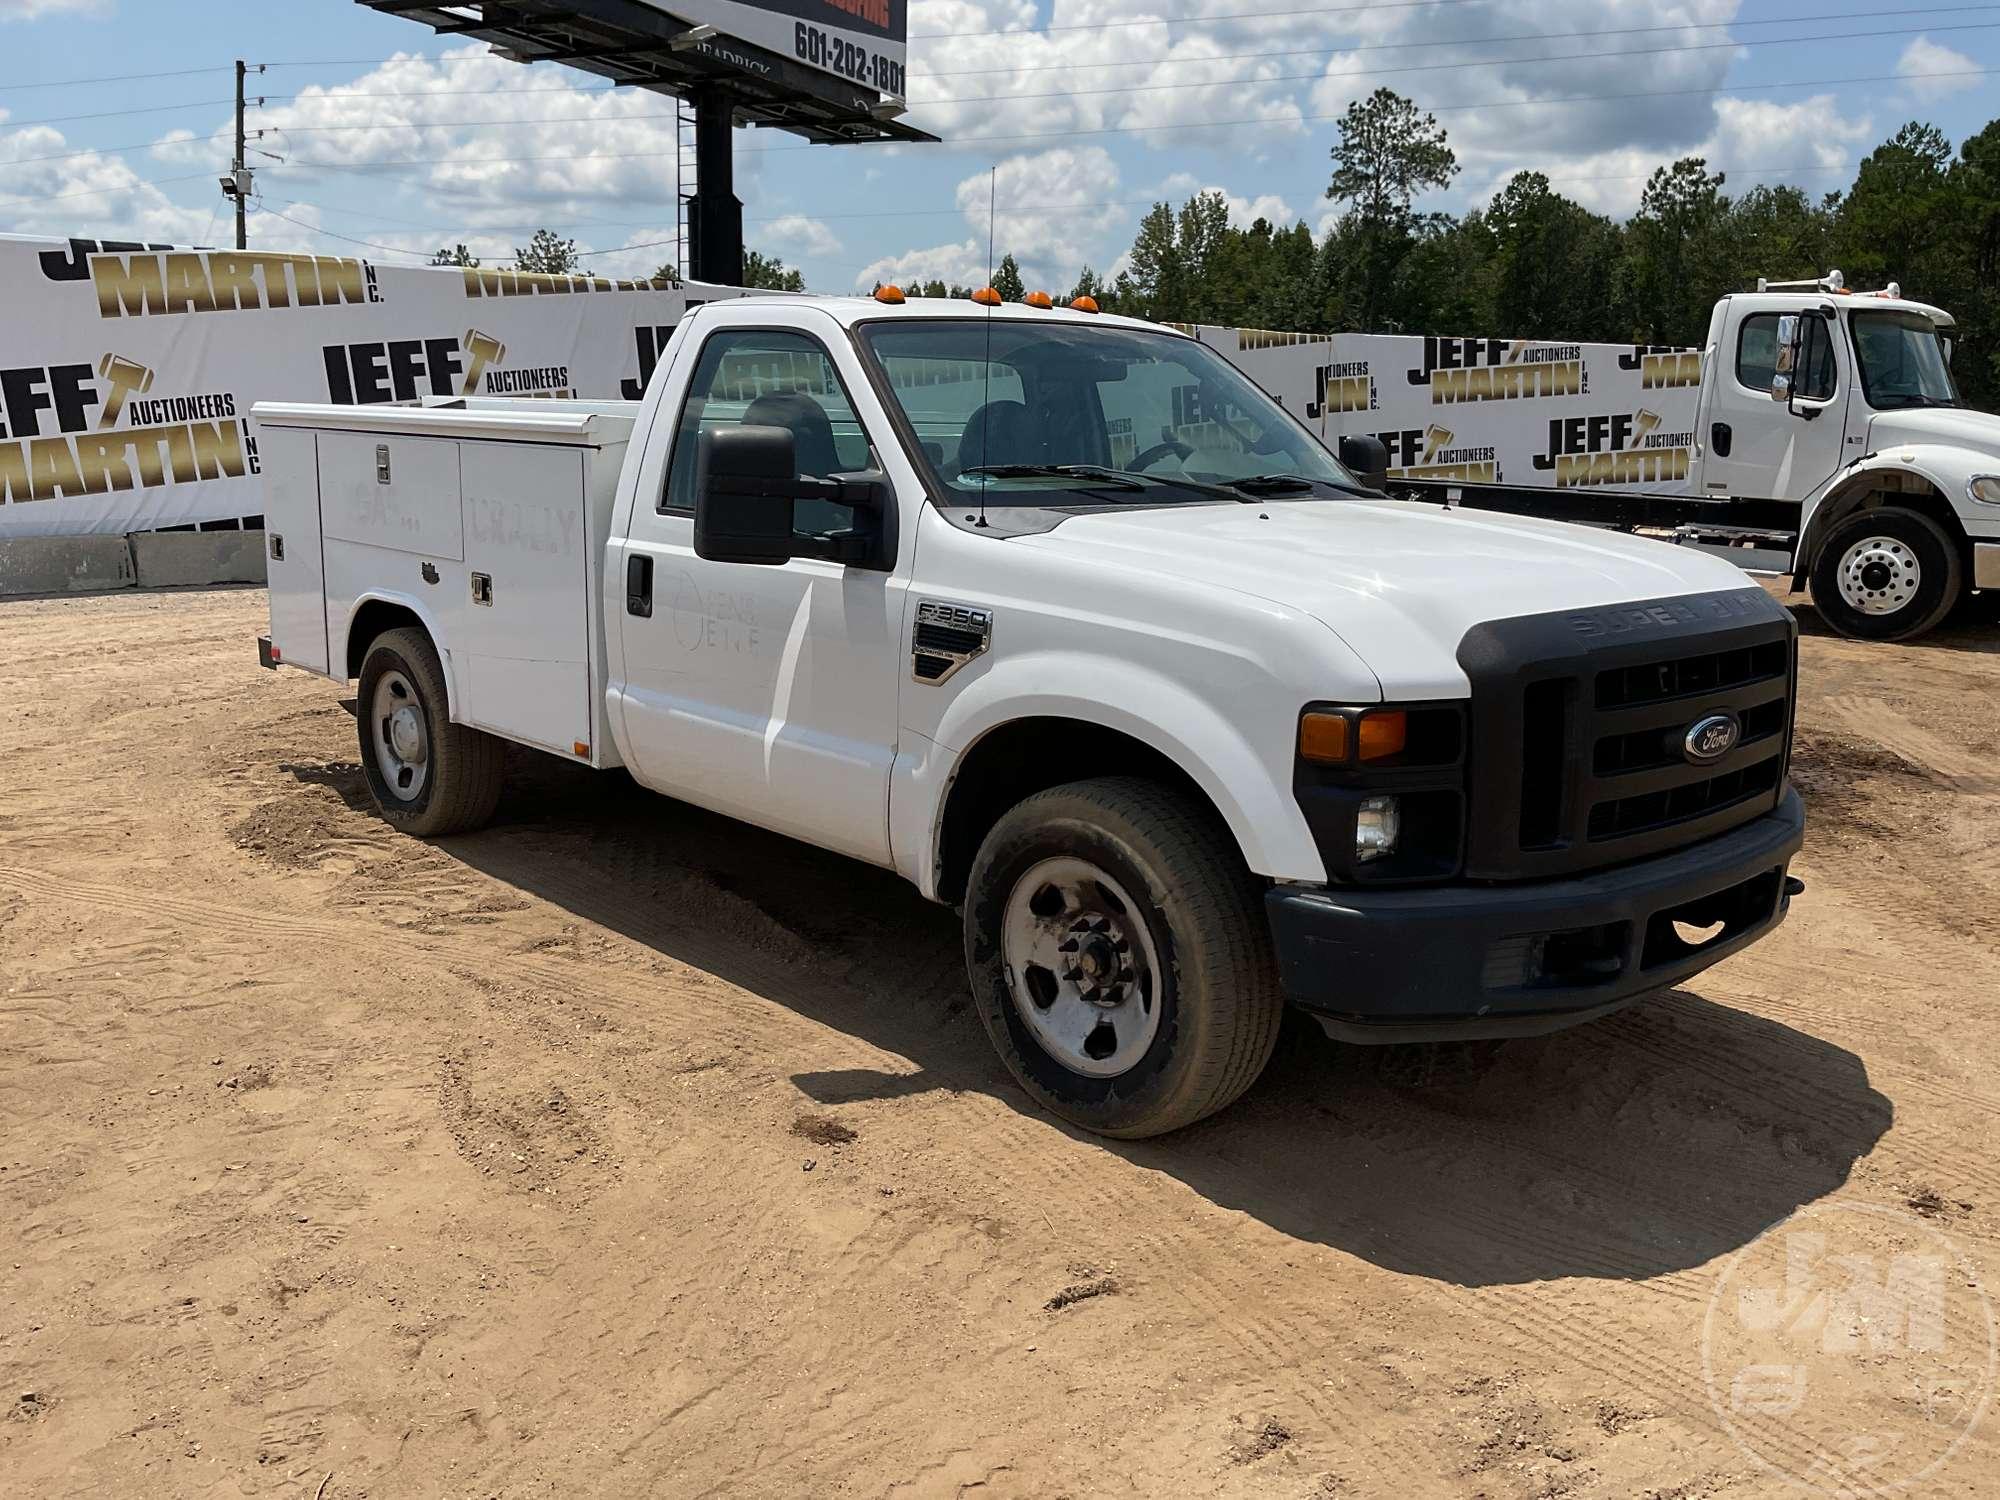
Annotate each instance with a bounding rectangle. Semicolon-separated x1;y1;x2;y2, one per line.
1267;789;1804;1043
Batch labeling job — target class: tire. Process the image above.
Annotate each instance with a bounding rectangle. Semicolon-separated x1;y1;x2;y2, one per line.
355;626;504;837
1809;506;1963;642
963;776;1284;1138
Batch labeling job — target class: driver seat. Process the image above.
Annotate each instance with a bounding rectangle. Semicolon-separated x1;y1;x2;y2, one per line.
958;399;1043;471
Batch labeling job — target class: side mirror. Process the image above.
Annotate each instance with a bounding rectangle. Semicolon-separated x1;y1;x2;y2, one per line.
694;424;803;565
1337;434;1390;492
693;423;892;569
1771;314;1799;402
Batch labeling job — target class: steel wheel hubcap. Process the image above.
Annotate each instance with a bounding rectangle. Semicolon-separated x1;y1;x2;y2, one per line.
371;669;430;800
1836;535;1920;616
1000;856;1161;1078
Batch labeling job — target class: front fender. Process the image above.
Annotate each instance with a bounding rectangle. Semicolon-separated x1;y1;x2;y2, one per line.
917;648;1328;889
1796;446;1974;573
338;589;463;717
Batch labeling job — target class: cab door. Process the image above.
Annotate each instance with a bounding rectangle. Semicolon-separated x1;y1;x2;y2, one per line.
1700;306;1850;502
611;309;909;867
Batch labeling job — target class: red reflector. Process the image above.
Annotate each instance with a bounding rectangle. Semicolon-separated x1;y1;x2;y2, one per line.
270;644;281;662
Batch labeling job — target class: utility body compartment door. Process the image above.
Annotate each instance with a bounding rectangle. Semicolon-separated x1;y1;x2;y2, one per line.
260;425;331;674
456;441;594;758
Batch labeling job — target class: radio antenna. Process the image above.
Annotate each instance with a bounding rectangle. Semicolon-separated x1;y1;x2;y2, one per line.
977;166;996;529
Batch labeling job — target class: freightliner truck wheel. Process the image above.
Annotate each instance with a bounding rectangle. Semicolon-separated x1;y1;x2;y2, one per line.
1810;506;1963;642
356;627;505;837
964;777;1285;1138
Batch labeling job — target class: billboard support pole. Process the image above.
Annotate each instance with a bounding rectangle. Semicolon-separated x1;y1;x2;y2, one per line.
687;86;743;287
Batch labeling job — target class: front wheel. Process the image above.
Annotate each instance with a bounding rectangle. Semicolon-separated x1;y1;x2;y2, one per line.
963;777;1284;1138
1809;507;1963;642
355;626;504;836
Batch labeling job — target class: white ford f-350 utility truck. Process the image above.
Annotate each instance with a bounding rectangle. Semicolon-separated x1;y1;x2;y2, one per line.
1225;272;2000;643
254;291;1805;1137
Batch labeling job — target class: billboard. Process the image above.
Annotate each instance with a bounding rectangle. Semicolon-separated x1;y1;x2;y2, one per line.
0;234;749;539
635;0;907;97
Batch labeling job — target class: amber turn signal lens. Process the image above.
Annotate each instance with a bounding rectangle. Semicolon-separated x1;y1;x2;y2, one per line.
874;283;906;304
1356;711;1408;762
1298;712;1350;765
972;286;1002;307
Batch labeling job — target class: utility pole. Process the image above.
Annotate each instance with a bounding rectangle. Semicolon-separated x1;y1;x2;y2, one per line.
233;59;248;250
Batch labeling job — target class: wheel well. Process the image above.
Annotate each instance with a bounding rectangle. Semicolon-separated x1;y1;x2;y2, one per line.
933;717;1230;906
345;599;427;679
1804;475;1965;573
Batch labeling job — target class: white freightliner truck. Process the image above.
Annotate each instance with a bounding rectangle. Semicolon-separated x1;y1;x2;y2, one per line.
254;291;1805;1137
1225;273;2000;643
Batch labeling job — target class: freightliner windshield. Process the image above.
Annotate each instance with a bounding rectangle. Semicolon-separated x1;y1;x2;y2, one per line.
856;319;1359;505
1851;310;1962;410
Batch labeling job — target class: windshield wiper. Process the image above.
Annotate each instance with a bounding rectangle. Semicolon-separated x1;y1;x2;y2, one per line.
957;463;1147;491
1226;472;1382;498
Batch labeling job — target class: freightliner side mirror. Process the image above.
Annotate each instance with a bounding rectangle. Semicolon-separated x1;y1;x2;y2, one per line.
1770;314;1799;402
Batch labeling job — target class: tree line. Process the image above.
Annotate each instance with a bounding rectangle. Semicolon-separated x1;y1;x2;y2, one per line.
1047;89;2000;409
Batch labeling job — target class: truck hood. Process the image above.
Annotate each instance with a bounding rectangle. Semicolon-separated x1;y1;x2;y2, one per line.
1867;405;2000;457
1014;499;1762;698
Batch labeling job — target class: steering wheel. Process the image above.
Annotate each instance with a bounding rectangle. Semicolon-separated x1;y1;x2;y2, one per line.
1130;439;1194;472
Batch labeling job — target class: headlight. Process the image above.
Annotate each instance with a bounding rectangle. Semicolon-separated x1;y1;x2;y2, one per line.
1969;476;2000;506
1356;795;1401;861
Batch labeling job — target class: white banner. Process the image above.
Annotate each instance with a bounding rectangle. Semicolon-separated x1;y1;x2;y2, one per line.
0;233;746;539
1194;327;1705;496
0;228;1706;540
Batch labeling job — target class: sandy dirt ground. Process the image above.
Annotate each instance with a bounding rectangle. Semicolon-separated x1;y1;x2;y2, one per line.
3;582;2000;1499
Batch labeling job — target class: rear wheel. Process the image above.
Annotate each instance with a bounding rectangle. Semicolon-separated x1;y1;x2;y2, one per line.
963;777;1283;1138
355;626;504;836
1809;506;1962;642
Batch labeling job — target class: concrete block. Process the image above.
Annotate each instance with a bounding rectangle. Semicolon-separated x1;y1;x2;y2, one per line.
130;530;269;589
0;534;136;597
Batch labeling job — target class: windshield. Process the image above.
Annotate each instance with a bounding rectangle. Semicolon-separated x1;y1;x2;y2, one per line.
1851;310;1961;409
856;318;1357;504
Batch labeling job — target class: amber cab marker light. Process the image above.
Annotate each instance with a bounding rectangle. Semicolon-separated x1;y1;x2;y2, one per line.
1069;295;1100;314
1298;712;1350;765
874;283;906;304
971;286;1002;307
1023;289;1054;309
1357;710;1408;762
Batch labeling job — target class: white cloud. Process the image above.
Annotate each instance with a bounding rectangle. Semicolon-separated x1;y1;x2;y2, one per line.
853;236;988;292
154;46;703;231
760;214;842;258
1897;37;1980;102
1153;172;1294;227
1455;93;1872;218
0;121;215;245
0;0;108;18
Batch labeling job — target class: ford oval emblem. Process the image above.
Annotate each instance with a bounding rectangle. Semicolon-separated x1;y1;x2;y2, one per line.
1683;713;1741;764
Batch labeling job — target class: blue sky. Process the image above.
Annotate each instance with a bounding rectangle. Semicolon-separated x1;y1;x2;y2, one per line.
2;0;1996;296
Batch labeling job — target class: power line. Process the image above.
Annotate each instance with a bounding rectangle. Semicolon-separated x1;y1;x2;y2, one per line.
912;0;1509;40
177;20;1999;134
915;21;2000;106
914;3;2000;76
0;64;227;91
0;169;217;210
1;98;236;130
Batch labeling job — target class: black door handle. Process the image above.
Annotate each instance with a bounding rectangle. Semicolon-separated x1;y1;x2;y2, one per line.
1710;421;1732;458
626;553;653;617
